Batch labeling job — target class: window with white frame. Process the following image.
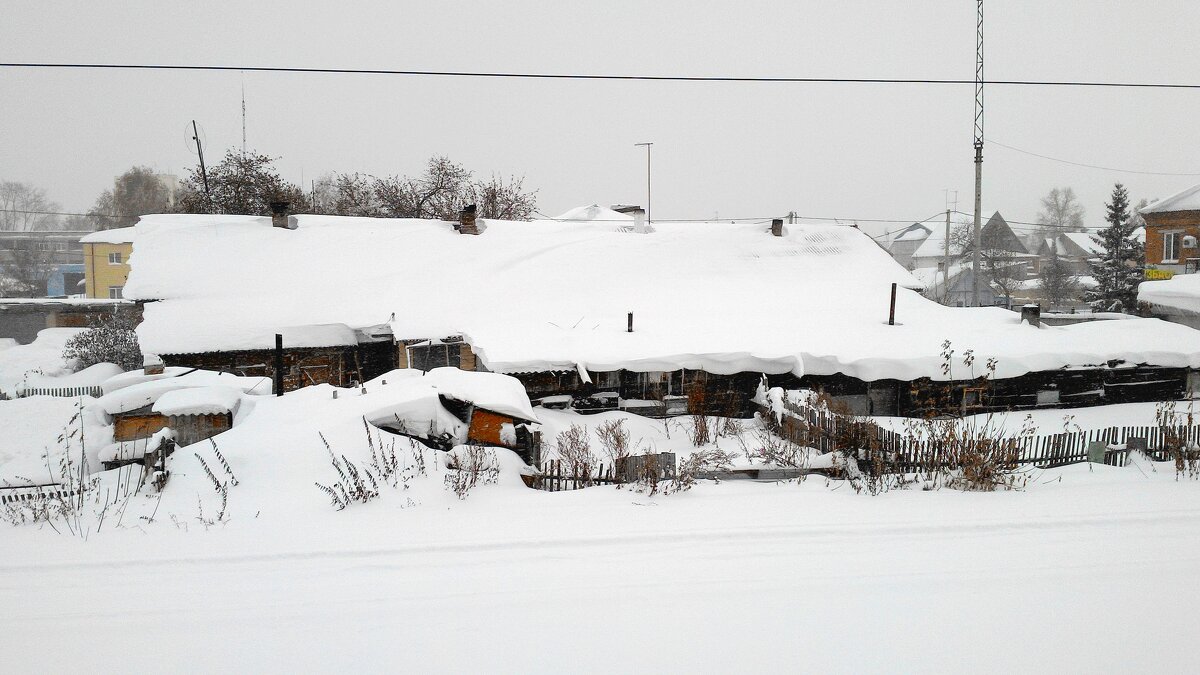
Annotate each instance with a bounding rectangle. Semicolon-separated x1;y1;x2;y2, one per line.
108;286;123;299
1164;231;1181;263
108;252;122;264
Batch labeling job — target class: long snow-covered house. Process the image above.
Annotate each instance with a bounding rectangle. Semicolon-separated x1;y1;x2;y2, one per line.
121;210;1200;417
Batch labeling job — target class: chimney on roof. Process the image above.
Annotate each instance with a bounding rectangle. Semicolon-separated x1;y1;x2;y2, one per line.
632;208;646;234
1021;304;1041;327
269;200;291;229
143;353;164;376
771;218;784;237
459;204;480;235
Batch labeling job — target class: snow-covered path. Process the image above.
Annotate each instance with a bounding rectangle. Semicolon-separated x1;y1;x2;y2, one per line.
5;473;1200;674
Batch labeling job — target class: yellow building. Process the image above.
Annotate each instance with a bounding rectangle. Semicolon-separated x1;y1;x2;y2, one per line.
81;227;136;299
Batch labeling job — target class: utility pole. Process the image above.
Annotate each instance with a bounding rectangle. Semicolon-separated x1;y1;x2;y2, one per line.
943;209;952;302
635;142;653;225
972;0;985;306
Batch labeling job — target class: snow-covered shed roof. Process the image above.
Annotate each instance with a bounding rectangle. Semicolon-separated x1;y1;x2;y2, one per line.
152;386;243;417
96;369;270;415
123;213;1200;382
1140;183;1200;215
80;227;137;245
362;368;538;446
101;367;271;396
1140;274;1200;316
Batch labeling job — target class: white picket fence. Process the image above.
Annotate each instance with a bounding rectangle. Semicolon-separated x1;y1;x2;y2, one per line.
15;386;103;399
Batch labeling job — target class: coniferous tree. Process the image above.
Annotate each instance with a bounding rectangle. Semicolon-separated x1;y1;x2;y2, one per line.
1084;183;1144;313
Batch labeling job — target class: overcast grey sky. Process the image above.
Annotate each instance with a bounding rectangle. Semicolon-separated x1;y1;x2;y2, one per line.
3;1;1199;238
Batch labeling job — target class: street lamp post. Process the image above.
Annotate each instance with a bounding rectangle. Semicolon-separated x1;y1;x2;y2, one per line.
635;142;653;225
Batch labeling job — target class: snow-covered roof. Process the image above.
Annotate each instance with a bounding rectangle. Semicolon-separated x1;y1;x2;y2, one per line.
1140;274;1200;315
101;366;271;396
79;227;137;245
910;214;975;261
1140;183;1200;215
553;204;634;222
96;369;270;415
892;224;931;244
362;368;537;446
1061;232;1102;257
123;213;1200;381
152;386;242;417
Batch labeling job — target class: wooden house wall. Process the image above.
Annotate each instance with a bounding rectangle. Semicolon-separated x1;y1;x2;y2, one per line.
114;412;170;442
467;408;516;447
169;413;233;447
163;342;397;392
774;366;1191;417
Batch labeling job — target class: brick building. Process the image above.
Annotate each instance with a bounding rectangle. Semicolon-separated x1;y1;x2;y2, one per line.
1141;183;1200;275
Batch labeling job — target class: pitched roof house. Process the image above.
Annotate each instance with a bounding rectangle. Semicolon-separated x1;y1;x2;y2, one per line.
122;211;1200;416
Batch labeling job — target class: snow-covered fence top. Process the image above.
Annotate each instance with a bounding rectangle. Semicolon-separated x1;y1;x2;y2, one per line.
16;385;103;399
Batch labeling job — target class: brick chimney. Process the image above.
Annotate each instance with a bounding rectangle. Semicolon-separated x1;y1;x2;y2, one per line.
459;204;480;235
771;218;784;237
1020;304;1041;327
269;200;291;229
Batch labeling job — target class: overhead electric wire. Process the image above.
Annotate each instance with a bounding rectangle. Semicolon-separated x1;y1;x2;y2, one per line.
986;138;1200;176
4;62;1200;89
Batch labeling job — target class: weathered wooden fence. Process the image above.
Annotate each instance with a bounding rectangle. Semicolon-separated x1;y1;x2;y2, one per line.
531;459;621;492
16;385;103;399
531;452;677;492
0;483;85;506
770;396;1200;474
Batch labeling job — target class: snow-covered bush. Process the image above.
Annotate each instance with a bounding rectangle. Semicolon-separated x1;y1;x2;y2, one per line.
444;446;499;499
1156;399;1199;480
556;424;596;480
61;308;142;371
315;424;419;511
596;419;631;464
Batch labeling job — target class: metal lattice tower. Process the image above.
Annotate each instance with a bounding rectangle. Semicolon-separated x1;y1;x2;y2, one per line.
971;0;985;306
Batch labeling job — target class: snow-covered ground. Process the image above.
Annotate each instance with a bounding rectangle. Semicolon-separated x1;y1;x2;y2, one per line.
4;383;1200;673
0;327;88;396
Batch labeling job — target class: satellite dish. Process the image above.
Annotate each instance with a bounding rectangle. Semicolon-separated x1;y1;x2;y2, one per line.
184;121;207;155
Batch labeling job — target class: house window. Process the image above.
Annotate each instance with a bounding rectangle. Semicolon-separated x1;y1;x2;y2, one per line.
108;252;123;265
1163;231;1181;263
108;286;123;299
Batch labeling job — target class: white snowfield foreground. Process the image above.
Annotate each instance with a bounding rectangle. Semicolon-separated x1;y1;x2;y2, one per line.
5;367;1200;671
4;463;1200;673
123;214;1200;381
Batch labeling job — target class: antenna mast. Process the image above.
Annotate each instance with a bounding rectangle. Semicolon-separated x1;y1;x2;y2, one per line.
191;119;209;194
241;76;247;155
971;0;984;307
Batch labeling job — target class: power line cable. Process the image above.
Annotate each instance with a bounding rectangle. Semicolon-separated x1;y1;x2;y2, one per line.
986;138;1200;176
4;62;1200;89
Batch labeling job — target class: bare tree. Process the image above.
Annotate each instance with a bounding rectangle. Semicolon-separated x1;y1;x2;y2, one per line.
1037;187;1086;233
1038;246;1080;308
467;173;537;221
88;166;172;229
3;236;55;297
0;180;59;231
175;149;310;216
323;157;537;221
951;222;1028;307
